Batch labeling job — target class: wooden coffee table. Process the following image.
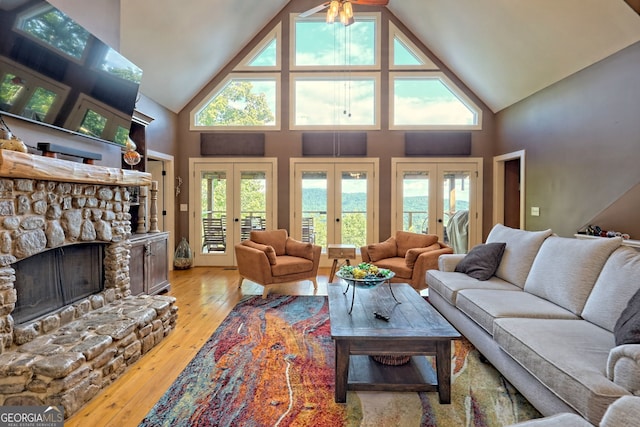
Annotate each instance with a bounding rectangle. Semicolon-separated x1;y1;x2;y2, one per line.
327;282;461;403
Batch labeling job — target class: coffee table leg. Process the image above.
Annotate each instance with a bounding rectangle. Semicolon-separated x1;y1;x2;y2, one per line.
436;340;452;403
334;340;349;403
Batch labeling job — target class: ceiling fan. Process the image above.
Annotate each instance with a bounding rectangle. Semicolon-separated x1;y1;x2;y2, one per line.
300;0;389;26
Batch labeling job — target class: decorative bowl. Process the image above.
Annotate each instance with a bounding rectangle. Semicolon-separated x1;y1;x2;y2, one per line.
336;263;395;288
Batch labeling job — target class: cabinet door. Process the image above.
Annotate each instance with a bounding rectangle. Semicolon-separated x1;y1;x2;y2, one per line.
129;242;146;296
147;235;169;295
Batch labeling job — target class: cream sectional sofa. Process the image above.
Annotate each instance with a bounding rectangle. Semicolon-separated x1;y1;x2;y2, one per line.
427;224;640;425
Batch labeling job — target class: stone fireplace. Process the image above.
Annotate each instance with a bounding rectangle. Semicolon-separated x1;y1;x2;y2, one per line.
0;150;177;418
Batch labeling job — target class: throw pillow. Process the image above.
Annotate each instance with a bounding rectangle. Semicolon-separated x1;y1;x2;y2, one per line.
367;237;397;262
242;240;277;265
454;242;506;281
614;287;640;346
285;238;313;260
250;229;288;255
395;231;438;257
405;243;441;269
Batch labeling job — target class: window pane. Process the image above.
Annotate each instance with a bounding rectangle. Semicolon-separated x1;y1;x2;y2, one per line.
23;86;57;121
341;171;368;248
195;79;276;127
78;109;107;138
294;78;376;126
402;171;430;233
394;77;477;126
394;38;422;66
201;171;227;253
99;48;143;84
248;38;277;67
114;126;130;146
295;18;376;67
302;172;327;248
20;6;89;59
0;73;25;109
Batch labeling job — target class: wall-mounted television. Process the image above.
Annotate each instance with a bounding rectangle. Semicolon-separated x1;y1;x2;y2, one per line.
0;0;142;146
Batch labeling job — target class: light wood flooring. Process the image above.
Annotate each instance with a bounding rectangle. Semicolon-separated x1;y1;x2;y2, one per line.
65;266;336;427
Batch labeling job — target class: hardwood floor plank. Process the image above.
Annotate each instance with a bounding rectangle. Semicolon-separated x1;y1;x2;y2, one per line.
65;267;333;427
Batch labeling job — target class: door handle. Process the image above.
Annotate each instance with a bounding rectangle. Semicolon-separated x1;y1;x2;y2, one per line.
234;218;239;222
438;218;443;223
335;218;340;222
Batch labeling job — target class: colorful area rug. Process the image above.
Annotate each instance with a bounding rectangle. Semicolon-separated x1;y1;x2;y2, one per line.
140;295;541;426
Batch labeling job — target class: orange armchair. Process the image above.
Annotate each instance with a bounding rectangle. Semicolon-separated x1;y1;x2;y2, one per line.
360;231;453;291
235;229;321;298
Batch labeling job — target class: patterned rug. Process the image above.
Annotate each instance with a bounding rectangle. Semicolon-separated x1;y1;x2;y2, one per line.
139;295;541;426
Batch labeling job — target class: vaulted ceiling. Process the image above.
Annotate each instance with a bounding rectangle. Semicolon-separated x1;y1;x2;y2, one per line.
116;0;640;114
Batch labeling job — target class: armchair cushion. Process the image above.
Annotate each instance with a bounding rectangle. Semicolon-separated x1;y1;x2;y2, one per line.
242;240;277;265
285;238;314;260
396;231;438;257
250;229;288;255
405;243;441;269
454;242;506;281
367;237;397;262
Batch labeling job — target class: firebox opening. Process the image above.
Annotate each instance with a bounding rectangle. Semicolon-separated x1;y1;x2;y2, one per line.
13;243;105;325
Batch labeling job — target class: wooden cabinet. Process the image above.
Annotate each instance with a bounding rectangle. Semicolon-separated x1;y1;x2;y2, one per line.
130;232;170;295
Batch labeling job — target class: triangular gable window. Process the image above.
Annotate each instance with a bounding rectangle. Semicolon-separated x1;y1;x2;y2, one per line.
191;73;280;130
389;22;437;70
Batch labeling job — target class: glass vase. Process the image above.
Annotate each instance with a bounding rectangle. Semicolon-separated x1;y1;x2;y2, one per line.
174;237;193;269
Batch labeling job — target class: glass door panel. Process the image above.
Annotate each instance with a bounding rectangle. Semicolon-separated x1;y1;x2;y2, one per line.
292;160;378;266
400;170;431;234
338;167;372;248
195;163;233;266
192;160;275;267
238;170;268;240
301;171;328;247
440;169;471;253
392;159;481;254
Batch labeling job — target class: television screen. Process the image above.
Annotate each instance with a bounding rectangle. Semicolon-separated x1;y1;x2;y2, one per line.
0;0;143;146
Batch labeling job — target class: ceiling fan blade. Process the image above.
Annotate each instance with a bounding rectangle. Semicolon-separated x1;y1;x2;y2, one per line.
350;0;389;5
299;2;330;18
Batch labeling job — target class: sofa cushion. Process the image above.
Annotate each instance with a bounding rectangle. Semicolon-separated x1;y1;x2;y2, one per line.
405;243;441;268
242;240;277;265
454;242;506;281
250;229;288;256
371;256;412;279
493;318;628;424
457;289;579;335
582;246;640;333
270;255;313;276
524;236;622;315
613;287;640;346
367;237;397;262
395;231;438;257
486;224;552;288
427;270;521;305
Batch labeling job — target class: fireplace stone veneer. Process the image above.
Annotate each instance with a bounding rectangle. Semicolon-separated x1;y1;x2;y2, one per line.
0;150;177;418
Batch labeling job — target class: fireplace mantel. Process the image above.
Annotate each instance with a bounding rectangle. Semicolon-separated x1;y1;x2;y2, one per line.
0;149;151;186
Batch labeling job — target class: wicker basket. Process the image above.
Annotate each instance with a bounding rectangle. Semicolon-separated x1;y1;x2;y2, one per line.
371;354;411;365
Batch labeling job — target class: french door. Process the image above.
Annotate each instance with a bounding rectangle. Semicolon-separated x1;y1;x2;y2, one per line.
290;159;378;264
392;158;483;253
189;158;277;266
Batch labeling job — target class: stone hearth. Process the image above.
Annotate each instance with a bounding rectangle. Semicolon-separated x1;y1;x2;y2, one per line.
0;150;177;418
